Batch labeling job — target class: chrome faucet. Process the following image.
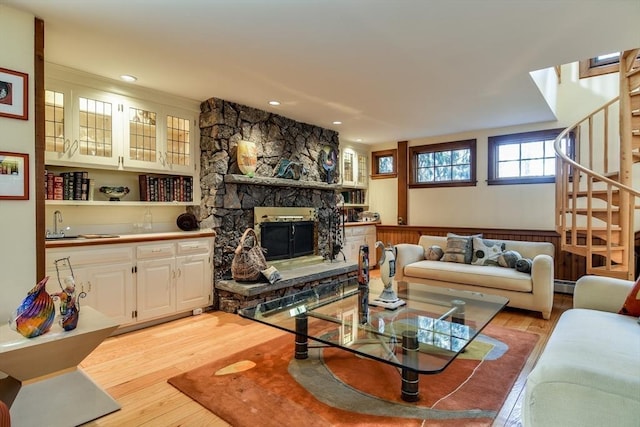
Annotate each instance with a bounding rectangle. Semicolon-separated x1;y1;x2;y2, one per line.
54;210;63;235
46;210;66;238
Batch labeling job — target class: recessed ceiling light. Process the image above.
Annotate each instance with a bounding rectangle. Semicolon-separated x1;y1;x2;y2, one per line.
332;121;342;125
268;100;281;106
356;138;363;142
120;74;137;82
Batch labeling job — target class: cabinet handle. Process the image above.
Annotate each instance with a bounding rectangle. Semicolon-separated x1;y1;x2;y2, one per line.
172;270;177;279
86;281;92;292
151;248;163;252
177;268;182;278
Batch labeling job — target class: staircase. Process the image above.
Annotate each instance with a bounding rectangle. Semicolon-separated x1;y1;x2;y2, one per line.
555;49;640;280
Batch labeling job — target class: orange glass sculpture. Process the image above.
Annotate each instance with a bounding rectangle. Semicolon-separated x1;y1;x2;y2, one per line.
11;277;55;338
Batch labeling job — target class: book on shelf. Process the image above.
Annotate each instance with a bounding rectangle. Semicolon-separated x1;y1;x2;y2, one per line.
138;174;193;202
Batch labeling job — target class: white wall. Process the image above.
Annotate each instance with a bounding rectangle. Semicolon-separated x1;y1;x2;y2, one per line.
0;6;36;320
368;62;621;229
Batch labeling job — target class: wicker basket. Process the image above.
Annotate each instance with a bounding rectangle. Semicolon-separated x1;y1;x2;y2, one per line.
231;228;268;282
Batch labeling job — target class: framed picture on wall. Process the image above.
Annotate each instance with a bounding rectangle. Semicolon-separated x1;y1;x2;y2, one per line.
0;152;29;200
0;67;28;120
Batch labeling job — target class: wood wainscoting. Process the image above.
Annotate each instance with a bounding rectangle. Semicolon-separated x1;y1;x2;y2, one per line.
375;225;589;282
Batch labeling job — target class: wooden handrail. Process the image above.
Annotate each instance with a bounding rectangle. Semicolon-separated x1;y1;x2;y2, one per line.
554;49;640;280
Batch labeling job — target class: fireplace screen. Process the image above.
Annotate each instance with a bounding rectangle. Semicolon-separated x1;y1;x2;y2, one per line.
260;221;315;261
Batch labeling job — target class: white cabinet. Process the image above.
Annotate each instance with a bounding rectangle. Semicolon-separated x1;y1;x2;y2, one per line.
342;224;377;266
45;246;135;326
45;82;196;175
45;235;213;330
175;239;212;311
136;242;177;321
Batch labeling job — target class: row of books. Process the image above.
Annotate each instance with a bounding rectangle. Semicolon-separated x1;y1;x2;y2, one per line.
138;174;193;202
46;171;90;201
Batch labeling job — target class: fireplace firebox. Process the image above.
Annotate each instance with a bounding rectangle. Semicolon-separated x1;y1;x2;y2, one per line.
260;221;315;261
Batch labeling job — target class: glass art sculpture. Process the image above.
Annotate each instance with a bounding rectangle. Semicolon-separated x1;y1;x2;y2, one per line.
10;276;55;338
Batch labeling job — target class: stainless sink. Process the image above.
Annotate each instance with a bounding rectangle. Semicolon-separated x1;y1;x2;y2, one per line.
45;235;81;240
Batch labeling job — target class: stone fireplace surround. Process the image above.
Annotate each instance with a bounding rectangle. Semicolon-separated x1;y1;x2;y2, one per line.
189;97;352;310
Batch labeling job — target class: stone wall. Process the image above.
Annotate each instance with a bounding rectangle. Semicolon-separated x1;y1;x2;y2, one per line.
192;97;341;279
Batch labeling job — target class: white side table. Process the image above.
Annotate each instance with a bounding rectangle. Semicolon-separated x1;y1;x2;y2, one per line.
0;306;119;427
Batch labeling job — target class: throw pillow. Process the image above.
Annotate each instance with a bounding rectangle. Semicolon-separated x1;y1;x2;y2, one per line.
441;233;482;264
498;250;522;268
472;237;506;266
425;245;444;261
619;278;640;317
515;258;533;273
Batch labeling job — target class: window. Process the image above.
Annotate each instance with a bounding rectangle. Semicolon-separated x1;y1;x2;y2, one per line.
409;139;476;188
579;51;640;79
371;149;397;179
487;128;574;185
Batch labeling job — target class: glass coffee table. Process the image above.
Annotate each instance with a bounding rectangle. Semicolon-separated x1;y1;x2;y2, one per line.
239;278;508;402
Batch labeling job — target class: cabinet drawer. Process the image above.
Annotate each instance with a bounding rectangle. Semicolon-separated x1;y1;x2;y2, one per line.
177;239;211;255
350;224;375;236
136;243;175;259
47;246;133;267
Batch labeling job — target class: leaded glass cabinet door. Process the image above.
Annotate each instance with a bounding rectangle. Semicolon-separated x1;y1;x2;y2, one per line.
122;100;162;171
356;153;367;187
44;86;72;164
70;89;122;167
163;111;194;174
342;149;356;186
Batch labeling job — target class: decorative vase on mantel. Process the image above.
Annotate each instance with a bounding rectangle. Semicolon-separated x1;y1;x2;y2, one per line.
237;140;258;177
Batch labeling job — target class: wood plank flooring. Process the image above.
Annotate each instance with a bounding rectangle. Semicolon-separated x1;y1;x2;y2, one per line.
80;283;572;427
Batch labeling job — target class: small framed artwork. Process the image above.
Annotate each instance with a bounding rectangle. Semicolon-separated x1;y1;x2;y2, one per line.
0;152;29;200
0;67;28;120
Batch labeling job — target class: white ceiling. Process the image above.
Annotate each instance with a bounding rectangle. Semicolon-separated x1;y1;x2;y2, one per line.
3;0;640;144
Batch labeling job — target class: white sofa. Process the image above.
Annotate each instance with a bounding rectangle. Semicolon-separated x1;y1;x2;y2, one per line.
394;235;555;319
523;275;640;427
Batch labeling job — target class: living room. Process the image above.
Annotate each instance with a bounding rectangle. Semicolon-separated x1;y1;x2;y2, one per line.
1;2;639;426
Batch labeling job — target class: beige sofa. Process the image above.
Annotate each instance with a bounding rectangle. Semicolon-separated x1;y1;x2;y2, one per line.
523;275;640;426
394;235;555;319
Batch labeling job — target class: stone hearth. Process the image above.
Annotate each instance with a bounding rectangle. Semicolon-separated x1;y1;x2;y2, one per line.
215;261;357;313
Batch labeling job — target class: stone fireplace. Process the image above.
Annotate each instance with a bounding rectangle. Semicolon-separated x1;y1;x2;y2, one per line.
191;97;342;281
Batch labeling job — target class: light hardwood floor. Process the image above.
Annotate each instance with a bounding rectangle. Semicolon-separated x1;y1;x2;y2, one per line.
80;283;572;427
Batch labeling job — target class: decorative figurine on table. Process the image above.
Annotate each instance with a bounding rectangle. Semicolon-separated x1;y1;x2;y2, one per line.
357;244;370;325
9;276;55;338
52;257;86;331
370;241;406;309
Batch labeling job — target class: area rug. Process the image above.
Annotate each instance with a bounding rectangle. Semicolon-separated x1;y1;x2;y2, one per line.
168;324;538;426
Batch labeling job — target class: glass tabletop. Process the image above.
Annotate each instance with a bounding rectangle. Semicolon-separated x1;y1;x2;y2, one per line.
238;277;509;374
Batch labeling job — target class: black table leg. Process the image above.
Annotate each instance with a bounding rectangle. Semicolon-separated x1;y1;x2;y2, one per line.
295;314;308;360
401;330;419;402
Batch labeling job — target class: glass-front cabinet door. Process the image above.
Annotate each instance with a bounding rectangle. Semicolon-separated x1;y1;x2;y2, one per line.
342;149;356;186
122;100;161;170
45;85;122;168
163;111;194;174
357;153;367;187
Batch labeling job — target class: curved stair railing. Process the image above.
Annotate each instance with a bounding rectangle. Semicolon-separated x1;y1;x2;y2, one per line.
555;49;640;280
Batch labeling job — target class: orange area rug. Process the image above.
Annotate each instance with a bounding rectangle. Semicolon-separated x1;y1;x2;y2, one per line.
168;323;538;426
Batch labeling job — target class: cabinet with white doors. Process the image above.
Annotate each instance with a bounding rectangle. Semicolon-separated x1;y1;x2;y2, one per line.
45;81;196;175
45;246;135;327
45;235;213;329
341;224;377;267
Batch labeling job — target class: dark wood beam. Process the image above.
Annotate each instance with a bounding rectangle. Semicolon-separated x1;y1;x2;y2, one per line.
35;17;45;279
397;140;408;225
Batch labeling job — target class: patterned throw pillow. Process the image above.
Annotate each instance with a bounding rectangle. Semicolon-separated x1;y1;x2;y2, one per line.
441;233;481;264
515;258;533;273
498;250;522;268
619;278;640;317
425;245;444;261
472;237;506;266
